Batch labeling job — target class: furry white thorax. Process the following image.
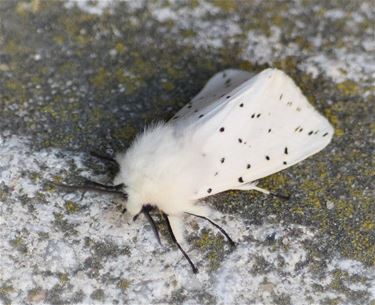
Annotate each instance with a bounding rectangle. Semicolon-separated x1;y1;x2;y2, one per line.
114;123;211;217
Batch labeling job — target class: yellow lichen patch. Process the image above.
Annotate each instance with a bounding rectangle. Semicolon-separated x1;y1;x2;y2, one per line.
65;200;79;214
334;200;353;219
238;60;253;71
211;0;236;12
113;126;138;143
53;35;65;45
115;42;127;54
58;273;69;285
361;220;374;232
117;279;131;291
91;68;109;88
273;57;299;73
5;79;27;102
195;230;225;271
0;285;14;294
336;80;360;96
261;172;288;191
180;29;196;38
310;197;322;209
162;81;175;92
10;236;28;254
291;207;305;216
324;107;344;137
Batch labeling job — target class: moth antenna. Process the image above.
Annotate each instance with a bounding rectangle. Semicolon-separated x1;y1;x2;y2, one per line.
90;151;117;164
82;179;125;192
186;212;235;247
51;181;127;197
142;205;162;245
163;213;198;274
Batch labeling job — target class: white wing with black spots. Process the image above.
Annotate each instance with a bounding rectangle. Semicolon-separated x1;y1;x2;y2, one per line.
170;68;333;199
170;69;254;126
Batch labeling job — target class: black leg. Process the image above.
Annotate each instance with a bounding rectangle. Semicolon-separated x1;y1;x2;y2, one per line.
186;212;235;247
269;192;290;200
163;213;198;274
142;207;162;245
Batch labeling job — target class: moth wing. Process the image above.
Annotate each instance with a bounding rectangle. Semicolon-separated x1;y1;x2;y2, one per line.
186;68;334;199
170;69;253;123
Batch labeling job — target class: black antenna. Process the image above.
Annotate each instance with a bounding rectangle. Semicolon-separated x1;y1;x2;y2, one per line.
90;151;117;164
186;212;235;247
163;213;198;274
82;179;124;192
52;181;126;197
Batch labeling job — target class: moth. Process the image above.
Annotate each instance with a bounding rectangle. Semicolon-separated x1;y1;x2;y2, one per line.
57;68;333;273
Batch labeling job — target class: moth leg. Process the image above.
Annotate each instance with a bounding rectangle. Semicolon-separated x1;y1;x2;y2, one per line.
236;183;290;200
185;212;235;247
142;205;162;245
233;182;260;192
163;213;198;274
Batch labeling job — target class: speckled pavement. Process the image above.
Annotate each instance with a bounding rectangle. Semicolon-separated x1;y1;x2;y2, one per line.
0;1;374;304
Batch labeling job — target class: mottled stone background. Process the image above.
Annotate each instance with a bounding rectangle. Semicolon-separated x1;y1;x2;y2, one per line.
0;1;374;305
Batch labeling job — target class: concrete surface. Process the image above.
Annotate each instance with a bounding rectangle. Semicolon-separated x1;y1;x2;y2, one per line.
0;1;374;304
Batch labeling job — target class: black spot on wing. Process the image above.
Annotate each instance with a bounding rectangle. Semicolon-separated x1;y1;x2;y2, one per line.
239;103;244;107
207;188;212;193
265;155;270;160
283;161;287;165
284;147;288;155
323;132;329;137
219;127;225;132
279;94;283;100
220;157;225;163
198;114;204;118
238;177;244;183
238;138;243;143
247;164;251;169
256;113;261;118
268;129;272;133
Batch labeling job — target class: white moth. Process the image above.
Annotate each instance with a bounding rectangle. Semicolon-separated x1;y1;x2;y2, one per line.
61;68;334;273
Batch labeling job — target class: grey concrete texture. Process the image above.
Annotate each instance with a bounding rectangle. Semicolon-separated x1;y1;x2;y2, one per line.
0;1;374;305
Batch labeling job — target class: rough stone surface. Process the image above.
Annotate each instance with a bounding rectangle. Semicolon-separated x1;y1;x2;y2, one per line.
0;1;374;305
